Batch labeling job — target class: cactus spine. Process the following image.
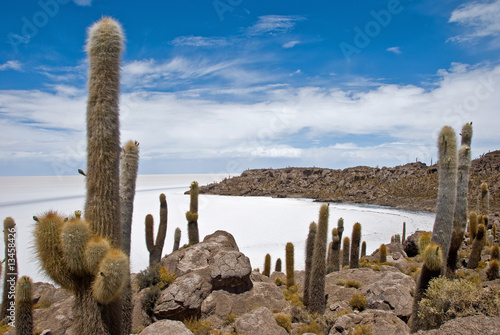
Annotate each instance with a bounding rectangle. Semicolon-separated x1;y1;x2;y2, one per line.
331;228;341;272
263;254;271;277
467;224;486;269
285;242;295;288
120;140;139;257
379;244;387;263
303;221;317;307
145;194;168;266
15;276;33;335
446;125;472;277
1;217;17;321
173;227;182;252
342;237;350;268
350;222;361;269
275;258;282;272
308;204;329;313
186;181;200;245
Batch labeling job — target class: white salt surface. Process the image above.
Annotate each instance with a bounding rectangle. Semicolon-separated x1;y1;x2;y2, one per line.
0;174;435;284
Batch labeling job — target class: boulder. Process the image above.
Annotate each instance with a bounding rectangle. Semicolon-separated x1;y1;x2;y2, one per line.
415;315;500;335
210;250;252;293
325;266;415;320
201;281;289;319
404;230;429;257
131;286;153;332
140;319;194;335
329;310;410;335
234;307;288;335
154;268;213;320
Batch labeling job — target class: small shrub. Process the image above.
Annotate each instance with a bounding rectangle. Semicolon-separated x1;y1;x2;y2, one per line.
223;313;236;325
33;298;52;309
275;277;285;287
136;263;161;290
351;324;373;335
274;313;292;332
296;320;323;335
335;279;346;286
184;317;213;335
283;285;304;307
157;267;177;289
132;325;145;334
344;280;361;289
141;285;161;317
349;293;367;311
0;324;12;335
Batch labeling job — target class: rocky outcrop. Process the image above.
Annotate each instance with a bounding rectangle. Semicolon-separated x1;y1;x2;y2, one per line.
140;319;194;335
415;315;500;335
404;231;429;257
325;266;415;320
197;150;500;214
234;307;288;335
210;250;253;293
329;310;410;335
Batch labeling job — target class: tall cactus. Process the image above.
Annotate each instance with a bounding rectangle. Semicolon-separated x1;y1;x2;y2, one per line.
145;194;168;266
479;182;489;215
120;140;140;257
308;204;329;314
1;217;17;321
467;224;486;269
275;258;282;272
186;181;200;245
33;18;128;335
303;221;317;307
430;126;458;268
263;254;271;277
15;276;33;335
361;241;366;258
350;222;362;269
402;222;406;244
285;242;295;288
337;218;344;241
342;237;350;268
379;244;387;263
172;227;182;252
469;211;478;243
331;228;341;272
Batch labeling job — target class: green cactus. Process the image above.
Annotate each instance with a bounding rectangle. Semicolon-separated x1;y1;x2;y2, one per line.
491;244;500;261
350;223;362;269
410;243;443;332
469;211;478;243
379;244;387;263
361;241;366;258
85;236;111;274
467;224;486;269
263;254;271;277
61;218;92;276
479;182;489;216
326;241;333;274
308;204;329;313
402;222;406;244
430;126;458;271
145;193;168;267
303;221;317;307
15;276;33;335
342;237;350;268
285;242;295;288
446;140;472;278
331;228;341;272
337;217;344;241
173;227;182;252
120;140;139;257
92;249;129;304
486;259;500;280
492;225;496;241
1;217;17;321
418;232;432;255
186;181;200;245
275;258;282;272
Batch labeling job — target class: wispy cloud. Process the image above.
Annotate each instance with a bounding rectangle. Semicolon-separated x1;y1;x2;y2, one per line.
282;40;301;49
0;60;22;71
449;0;500;45
386;46;402;54
248;15;306;35
171;36;231;47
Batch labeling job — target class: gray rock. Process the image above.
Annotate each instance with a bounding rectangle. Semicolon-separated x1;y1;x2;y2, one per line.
154;268;212;320
140;319;194;335
131;287;153;332
234;307;288;335
210;250;252;293
415;315;500;335
329;310;410;335
404;230;429;257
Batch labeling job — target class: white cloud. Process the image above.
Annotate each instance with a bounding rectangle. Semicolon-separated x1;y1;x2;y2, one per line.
449;0;500;44
1;62;499;174
248;15;306;35
171;36;231;47
282;40;301;48
289;69;302;77
73;0;92;6
0;60;22;71
386;46;402;54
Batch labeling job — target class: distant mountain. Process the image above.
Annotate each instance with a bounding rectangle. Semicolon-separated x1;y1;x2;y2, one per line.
199;150;500;217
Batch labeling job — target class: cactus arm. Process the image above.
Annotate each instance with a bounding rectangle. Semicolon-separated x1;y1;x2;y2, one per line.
145;215;155;253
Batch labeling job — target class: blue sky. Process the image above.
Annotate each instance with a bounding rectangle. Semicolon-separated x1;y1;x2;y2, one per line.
1;0;499;176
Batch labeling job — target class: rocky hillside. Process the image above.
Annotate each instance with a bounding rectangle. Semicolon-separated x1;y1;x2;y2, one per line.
199;150;500;215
